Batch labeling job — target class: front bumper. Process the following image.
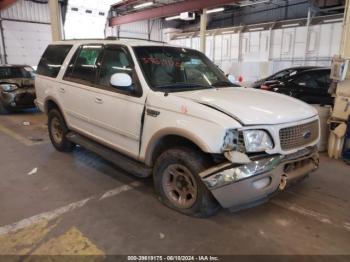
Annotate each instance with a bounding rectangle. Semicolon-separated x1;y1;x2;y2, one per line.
0;87;36;109
200;146;319;210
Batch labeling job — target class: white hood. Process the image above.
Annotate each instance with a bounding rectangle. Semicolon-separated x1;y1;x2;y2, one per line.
172;87;318;125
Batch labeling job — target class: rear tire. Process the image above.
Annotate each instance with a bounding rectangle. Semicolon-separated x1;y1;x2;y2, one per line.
153;147;220;217
48;109;74;152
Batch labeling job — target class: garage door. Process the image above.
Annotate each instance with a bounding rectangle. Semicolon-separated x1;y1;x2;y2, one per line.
2;20;51;67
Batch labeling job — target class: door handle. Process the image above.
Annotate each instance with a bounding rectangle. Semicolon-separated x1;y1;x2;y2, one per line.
95;97;103;104
59;87;65;93
342;97;350;112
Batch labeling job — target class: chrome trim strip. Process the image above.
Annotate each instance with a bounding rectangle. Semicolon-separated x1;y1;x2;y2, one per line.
202;146;318;190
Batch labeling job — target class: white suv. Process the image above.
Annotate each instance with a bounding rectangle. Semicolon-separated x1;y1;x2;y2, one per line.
35;39;320;217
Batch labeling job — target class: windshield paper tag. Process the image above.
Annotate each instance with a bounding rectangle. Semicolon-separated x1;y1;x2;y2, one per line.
141;57;182;68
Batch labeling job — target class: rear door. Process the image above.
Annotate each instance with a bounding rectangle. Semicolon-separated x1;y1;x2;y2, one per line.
60;44;103;134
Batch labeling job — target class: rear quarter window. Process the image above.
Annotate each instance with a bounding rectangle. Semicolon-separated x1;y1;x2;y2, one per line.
36;45;72;78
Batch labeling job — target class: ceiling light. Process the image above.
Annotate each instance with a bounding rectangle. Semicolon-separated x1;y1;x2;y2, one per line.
249;27;264;31
222;30;235;34
180;12;195;21
206;7;224;14
281;23;300;28
239;0;269;7
166;15;181;21
166;12;195;21
134;1;153;9
323;18;343;23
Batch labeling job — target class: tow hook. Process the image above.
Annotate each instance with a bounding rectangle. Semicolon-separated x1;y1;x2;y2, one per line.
313;156;320;169
279;174;288;191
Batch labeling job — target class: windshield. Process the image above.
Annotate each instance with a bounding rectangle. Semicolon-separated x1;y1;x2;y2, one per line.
133;46;238;92
0;67;34;79
269;70;291;81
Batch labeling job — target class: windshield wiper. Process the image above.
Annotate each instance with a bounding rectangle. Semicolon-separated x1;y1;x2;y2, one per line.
211;81;238;87
155;82;213;90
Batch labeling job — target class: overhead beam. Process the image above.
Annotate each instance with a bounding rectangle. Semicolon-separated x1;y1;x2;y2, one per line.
112;0;139;8
110;0;238;26
0;0;17;10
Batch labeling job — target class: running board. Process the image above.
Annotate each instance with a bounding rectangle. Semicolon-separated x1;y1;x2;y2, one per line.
66;132;152;178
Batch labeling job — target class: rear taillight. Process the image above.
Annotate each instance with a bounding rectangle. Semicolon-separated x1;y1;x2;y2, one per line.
260;85;270;90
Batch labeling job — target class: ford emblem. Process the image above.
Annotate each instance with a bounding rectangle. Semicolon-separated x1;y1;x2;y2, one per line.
303;130;312;139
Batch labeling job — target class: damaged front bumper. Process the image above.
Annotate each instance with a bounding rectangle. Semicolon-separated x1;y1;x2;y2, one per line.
0;87;36;110
200;146;319;210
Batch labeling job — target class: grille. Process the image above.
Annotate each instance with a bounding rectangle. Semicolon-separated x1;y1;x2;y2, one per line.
279;120;319;151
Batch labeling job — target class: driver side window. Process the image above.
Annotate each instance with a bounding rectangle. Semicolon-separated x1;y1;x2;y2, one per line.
97;46;133;88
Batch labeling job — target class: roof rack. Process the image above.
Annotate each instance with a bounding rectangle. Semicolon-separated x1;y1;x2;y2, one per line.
105;36;166;44
62;38;105;41
61;37;167;44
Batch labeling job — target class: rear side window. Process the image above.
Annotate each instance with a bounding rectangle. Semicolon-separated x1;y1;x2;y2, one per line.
64;45;103;84
37;45;72;78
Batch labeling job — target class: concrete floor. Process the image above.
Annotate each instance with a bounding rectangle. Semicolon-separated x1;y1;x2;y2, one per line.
0;110;350;257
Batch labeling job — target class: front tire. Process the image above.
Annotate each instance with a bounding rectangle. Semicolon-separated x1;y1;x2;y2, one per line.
153;147;220;217
0;101;9;114
48;109;74;152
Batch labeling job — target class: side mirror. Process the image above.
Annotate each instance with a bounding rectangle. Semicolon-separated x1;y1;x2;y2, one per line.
227;74;236;84
110;73;133;91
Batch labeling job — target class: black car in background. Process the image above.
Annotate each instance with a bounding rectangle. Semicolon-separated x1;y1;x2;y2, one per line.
0;65;36;114
252;67;333;105
251;66;321;89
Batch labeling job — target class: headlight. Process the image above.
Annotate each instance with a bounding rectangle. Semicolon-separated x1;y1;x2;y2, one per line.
243;130;273;152
1;84;18;92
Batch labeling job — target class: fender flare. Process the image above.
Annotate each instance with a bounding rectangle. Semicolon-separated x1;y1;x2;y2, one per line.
144;127;212;166
44;97;69;125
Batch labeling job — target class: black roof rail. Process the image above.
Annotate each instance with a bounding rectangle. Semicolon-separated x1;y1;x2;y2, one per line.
105;36;166;44
61;37;167;44
61;38;105;41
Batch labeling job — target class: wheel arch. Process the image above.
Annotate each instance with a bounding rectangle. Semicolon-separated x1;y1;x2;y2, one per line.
44;97;70;126
44;97;62;113
144;128;212;167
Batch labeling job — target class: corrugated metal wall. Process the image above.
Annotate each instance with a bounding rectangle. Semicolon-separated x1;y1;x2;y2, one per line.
209;0;310;29
1;0;50;23
170;22;342;82
0;0;51;66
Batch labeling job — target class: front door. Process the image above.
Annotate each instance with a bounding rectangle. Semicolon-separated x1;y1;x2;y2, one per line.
89;45;146;158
